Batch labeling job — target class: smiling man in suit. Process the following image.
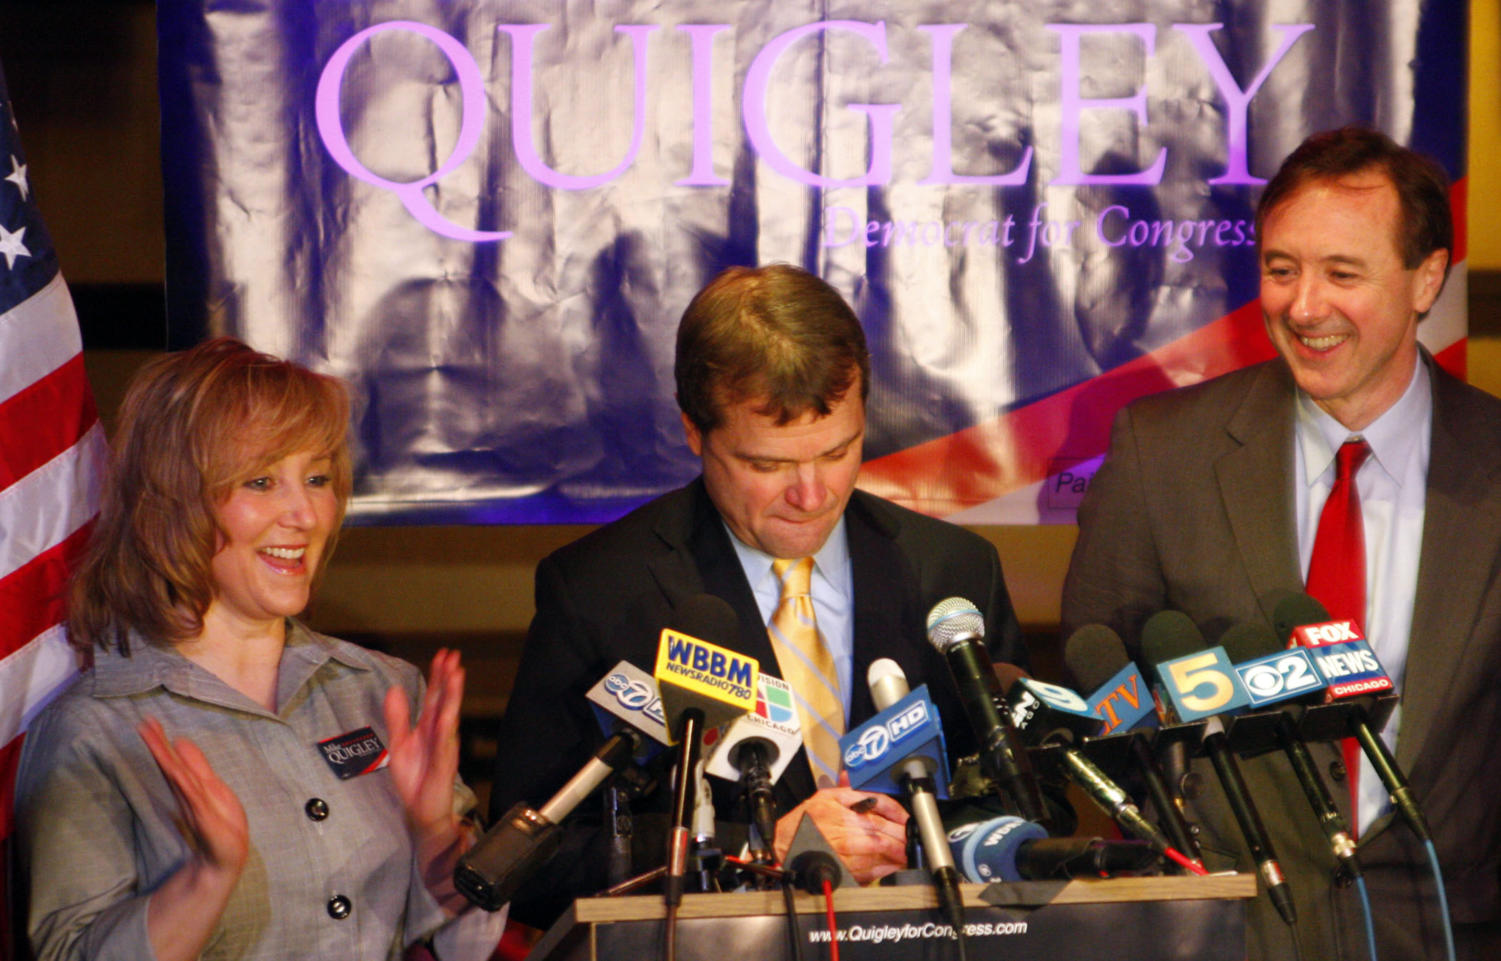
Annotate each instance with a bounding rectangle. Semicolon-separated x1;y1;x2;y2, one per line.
492;263;1025;928
1063;127;1501;959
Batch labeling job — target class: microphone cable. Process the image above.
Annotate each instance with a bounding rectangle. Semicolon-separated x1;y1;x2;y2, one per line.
1351;873;1378;961
1423;839;1457;961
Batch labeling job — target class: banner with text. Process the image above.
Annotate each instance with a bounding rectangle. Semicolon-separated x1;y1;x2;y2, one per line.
158;0;1467;524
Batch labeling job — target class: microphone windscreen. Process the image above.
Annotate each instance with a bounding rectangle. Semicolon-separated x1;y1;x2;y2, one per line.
1220;621;1282;663
670;593;740;645
1270;591;1331;646
926;596;985;650
866;657;910;711
1063;624;1131;692
1140;610;1204;668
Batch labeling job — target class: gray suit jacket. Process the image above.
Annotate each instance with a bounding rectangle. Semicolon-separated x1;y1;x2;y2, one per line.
1063;354;1501;960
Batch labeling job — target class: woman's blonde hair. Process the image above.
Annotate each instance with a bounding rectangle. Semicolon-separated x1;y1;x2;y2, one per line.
69;338;352;653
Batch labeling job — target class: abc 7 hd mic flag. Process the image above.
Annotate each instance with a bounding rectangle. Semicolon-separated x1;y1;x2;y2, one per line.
0;51;105;885
838;684;951;798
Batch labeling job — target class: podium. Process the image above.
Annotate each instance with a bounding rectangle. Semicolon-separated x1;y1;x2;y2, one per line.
525;875;1256;961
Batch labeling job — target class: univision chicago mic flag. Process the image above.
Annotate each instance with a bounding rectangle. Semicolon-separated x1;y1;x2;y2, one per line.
0;51;107;961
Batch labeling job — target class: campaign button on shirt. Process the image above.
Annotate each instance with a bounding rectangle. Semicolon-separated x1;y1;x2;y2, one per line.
327;894;352;919
305;797;329;821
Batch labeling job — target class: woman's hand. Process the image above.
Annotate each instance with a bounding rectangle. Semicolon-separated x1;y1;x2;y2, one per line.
384;648;470;909
139;716;250;877
138;716;250;961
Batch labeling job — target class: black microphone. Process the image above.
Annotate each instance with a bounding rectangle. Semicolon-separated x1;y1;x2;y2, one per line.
455;726;641;910
1272;592;1432;844
1065;624;1204;870
1141;611;1297;927
653;594;755;907
1220;621;1360;877
866;658;967;940
947;815;1161;881
926;596;1049;826
727;737;780;863
703;677;803;865
1003;671;1174;857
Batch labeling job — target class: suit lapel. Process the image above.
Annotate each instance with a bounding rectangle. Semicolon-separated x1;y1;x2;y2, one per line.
846;492;914;726
1398;365;1501;772
665;480;819;801
1218;363;1305;619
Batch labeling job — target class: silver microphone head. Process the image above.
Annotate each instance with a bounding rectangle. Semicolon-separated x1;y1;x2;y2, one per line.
926;596;985;651
866;657;911;711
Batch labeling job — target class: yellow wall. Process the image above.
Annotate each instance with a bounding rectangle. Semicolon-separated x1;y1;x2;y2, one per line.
1472;0;1501;268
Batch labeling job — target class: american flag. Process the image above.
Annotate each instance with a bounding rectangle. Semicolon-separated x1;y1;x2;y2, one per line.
0;57;106;952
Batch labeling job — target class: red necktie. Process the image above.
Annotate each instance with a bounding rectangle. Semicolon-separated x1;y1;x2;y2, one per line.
1304;438;1371;836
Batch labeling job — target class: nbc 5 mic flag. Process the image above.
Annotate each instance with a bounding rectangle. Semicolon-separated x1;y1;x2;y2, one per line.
0;53;106;889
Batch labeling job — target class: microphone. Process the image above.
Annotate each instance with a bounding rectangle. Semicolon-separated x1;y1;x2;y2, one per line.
1064;624;1158;735
1275;593;1431;843
1065;625;1203;870
858;658;966;938
947;816;1161;882
926;596;1049;825
1142;611;1297;927
587;659;672;753
455;719;641;910
1004;673;1175;857
586;661;672;883
842;674;950;799
1220;621;1359;876
703;674;803;863
652;595;758;907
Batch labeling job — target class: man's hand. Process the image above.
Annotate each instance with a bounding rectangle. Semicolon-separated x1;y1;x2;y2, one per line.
773;773;909;884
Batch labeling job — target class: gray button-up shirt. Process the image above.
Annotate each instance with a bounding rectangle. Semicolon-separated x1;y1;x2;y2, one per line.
15;621;503;961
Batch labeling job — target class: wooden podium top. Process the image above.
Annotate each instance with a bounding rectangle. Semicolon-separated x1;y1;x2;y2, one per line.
556;873;1256;923
528;875;1257;961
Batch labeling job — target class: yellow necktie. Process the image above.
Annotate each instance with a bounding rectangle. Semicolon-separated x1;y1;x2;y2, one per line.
768;557;844;788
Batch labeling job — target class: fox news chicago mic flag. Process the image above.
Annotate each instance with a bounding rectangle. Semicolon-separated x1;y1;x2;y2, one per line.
157;1;1466;525
0;55;104;949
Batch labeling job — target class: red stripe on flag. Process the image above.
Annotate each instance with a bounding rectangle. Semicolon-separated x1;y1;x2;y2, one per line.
860;299;1277;514
860;178;1471;517
1433;338;1467;381
0;522;93;661
0;352;98;491
0;734;23;841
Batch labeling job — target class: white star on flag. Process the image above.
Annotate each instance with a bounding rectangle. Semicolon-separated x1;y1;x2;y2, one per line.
6;154;27;199
0;222;27;268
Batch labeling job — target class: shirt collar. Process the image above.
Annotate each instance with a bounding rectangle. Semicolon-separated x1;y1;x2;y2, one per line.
726;514;853;602
88;619;374;701
1296;353;1431;488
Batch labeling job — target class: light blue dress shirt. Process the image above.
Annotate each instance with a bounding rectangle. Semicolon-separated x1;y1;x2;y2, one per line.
1294;355;1430;833
727;516;856;722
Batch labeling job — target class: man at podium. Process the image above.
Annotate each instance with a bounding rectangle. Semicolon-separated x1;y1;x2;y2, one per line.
491;263;1027;928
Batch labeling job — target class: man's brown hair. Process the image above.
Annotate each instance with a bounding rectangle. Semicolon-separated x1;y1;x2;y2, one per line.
675;264;870;433
1256;126;1452;273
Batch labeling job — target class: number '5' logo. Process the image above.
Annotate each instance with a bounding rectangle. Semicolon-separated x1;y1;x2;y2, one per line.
1166;651;1236;713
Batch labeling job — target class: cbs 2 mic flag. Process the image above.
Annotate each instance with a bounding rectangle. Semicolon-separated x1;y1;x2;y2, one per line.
0;57;106;855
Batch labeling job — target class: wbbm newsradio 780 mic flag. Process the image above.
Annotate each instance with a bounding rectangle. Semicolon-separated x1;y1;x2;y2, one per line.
0;53;106;958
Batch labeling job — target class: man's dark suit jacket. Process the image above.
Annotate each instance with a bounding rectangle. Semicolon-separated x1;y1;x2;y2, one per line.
492;479;1023;928
1063;354;1501;960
